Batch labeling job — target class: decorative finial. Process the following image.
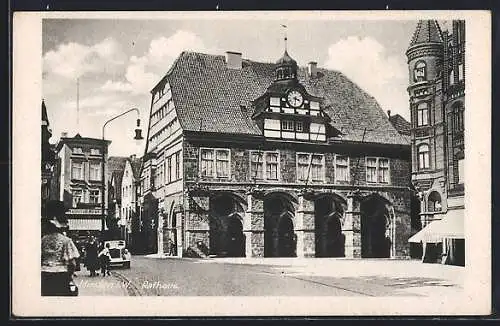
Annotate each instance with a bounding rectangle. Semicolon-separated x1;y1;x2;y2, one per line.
281;24;288;51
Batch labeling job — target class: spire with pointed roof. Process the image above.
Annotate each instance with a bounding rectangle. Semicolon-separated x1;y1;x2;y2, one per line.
408;20;444;48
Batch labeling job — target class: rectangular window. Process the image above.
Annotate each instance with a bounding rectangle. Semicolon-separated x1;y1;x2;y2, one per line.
366;158;378;183
265;153;279;180
417;102;429;127
71;162;84;180
90;148;100;155
295;121;303;132
175;152;181;180
335;155;350;182
250;152;264;180
378;159;390;183
297;153;324;182
89;190;100;204
72;189;83;207
215;149;230;178
458;63;464;81
297;154;310;181
281;120;294;131
89;162;101;181
200;149;213;177
310;155;324;181
167;157;172;183
73;147;83;154
366;157;390;184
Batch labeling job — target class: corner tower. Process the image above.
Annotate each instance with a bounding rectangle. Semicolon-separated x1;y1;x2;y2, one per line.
406;20;446;225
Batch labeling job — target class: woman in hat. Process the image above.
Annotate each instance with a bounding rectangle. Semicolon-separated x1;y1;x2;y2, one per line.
41;200;80;296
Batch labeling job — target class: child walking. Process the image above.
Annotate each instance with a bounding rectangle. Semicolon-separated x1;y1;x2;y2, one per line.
98;243;112;277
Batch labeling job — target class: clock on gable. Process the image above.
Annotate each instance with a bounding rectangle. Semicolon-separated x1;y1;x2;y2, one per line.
287;90;304;108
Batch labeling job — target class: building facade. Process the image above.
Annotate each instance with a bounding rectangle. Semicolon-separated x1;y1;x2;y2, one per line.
139;47;413;258
406;20;465;265
41;100;57;215
53;133;111;240
117;155;142;246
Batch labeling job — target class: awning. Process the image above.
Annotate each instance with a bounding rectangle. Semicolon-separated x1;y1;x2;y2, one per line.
408;209;464;243
68;218;102;231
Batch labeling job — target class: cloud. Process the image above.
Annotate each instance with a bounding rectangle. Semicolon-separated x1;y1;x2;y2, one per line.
43;37;126;80
324;36;409;118
101;80;134;92
106;30;217;94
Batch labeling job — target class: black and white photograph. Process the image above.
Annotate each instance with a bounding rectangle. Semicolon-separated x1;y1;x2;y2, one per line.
13;10;491;316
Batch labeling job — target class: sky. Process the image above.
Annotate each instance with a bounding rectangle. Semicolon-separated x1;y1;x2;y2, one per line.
42;16;453;157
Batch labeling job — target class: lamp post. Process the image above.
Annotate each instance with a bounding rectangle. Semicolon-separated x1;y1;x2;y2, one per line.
101;108;144;239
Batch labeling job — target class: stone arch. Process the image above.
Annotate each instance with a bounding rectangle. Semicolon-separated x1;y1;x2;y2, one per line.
427;190;442;212
314;193;347;257
208;192;246;257
360;193;393;258
263;191;297;257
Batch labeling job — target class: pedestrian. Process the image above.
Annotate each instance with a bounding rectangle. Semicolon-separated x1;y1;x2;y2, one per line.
98;242;112;277
41;200;80;296
84;235;100;277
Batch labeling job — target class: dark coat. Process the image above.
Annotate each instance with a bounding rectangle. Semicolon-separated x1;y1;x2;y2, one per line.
84;241;99;270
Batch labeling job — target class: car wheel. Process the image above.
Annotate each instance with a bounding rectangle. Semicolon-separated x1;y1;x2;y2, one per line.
123;262;130;269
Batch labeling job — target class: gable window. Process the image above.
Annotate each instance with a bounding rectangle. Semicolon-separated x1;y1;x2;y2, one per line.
73;147;83;154
414;61;427;82
416;102;429;127
89;189;100;204
281;120;294;131
335;155;350;182
72;189;83;207
89;162;101;181
200;148;230;178
366;157;390;184
297;153;324;182
90;148;100;155
417;144;430;170
71;162;84;180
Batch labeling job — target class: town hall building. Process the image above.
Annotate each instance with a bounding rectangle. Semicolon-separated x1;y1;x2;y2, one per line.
138;41;415;258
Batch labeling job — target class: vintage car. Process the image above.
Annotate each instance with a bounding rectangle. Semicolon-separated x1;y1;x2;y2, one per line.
104;240;131;268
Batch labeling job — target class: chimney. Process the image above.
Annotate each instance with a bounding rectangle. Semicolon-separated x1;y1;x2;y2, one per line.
225;51;242;69
61;131;68;138
387;110;391;118
308;61;318;77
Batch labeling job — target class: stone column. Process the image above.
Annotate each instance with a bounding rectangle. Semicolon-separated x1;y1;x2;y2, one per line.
157;210;164;256
246;191;265;257
174;204;184;257
343;194;361;258
296;193;315;258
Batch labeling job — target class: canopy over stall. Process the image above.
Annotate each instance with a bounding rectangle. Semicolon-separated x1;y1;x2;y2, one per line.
409;209;464;243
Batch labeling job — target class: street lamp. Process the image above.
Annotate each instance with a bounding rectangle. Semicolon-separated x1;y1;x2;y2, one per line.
101;108;144;238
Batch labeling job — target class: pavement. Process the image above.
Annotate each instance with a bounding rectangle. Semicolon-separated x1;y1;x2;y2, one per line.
72;268;132;296
108;255;464;297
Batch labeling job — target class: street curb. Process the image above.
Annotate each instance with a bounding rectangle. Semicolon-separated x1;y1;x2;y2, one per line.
111;271;142;296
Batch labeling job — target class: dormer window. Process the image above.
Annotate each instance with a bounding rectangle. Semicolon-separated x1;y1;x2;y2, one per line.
414;61;427;82
73;147;83;154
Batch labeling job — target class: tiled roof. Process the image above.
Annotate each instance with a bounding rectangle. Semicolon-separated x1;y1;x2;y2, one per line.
129;156;142;180
389;114;411;136
165;51;409;145
107;156;127;180
409;20;443;47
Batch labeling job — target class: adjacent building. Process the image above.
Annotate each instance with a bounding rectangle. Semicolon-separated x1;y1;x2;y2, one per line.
406;20;465;266
41;100;57;214
139;45;414;259
53;133;111;241
107;156;128;239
